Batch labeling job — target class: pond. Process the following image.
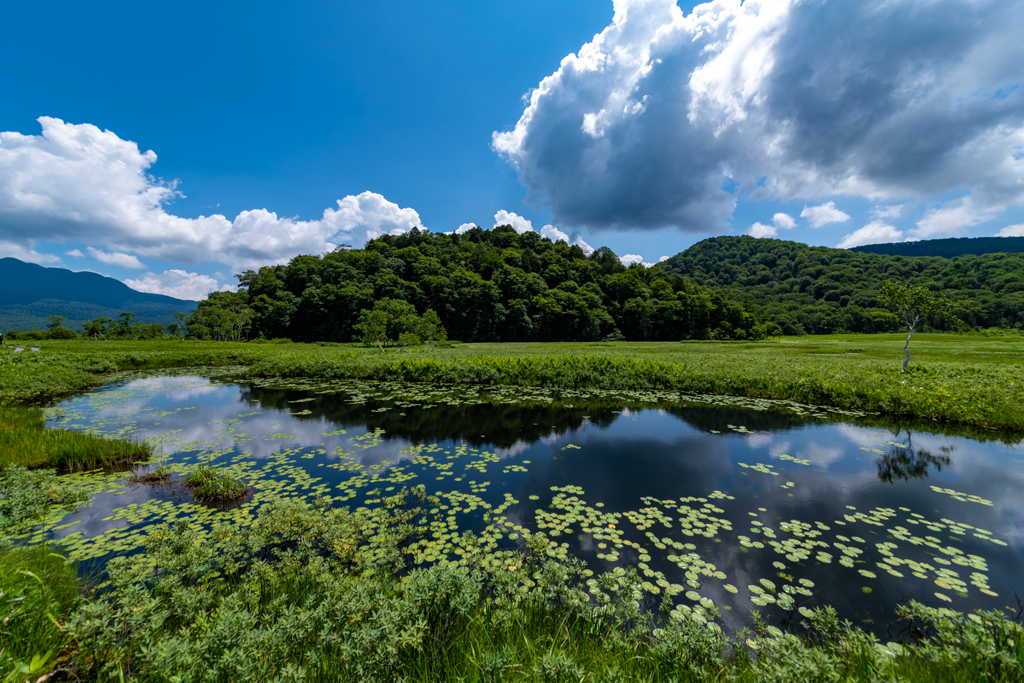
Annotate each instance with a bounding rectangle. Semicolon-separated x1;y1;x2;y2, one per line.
39;370;1024;632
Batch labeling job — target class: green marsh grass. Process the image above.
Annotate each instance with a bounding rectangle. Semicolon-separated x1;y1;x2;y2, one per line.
0;545;80;680
246;339;1024;431
181;465;249;504
128;464;171;485
3;337;1023;680
3;335;1022;429
0;406;152;471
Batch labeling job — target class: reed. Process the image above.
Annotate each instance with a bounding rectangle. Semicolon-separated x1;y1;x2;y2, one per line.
0;406;152;471
3;335;1022;430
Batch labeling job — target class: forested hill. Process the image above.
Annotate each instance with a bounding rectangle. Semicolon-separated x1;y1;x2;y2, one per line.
198;226;764;343
850;236;1024;258
657;236;1024;334
0;258;195;332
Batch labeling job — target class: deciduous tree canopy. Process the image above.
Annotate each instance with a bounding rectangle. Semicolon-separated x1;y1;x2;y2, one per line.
658;236;1024;334
215;227;763;343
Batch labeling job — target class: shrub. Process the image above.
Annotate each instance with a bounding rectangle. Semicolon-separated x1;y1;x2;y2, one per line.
47;327;79;340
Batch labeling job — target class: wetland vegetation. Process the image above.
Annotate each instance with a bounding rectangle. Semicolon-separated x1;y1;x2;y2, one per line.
1;370;1023;680
3;334;1022;430
0;406;152;470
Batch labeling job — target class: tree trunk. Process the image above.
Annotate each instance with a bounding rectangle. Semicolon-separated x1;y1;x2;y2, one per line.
902;326;915;374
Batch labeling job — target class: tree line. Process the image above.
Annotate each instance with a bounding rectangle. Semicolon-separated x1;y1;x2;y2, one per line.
658;236;1024;335
10;231;1019;345
4;312;182;341
188;226;767;344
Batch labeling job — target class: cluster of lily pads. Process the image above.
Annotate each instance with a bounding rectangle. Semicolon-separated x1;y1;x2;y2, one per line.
11;370;1014;633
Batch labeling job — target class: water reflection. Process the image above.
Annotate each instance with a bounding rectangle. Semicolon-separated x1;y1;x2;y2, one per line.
44;374;1024;632
876;432;953;483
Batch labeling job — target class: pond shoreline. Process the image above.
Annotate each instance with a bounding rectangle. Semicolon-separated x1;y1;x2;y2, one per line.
3;337;1023;432
4;368;1024;681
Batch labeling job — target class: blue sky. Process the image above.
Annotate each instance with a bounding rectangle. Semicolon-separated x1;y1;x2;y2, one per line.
1;0;1022;299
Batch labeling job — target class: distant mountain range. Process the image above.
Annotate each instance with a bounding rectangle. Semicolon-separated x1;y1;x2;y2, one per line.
0;258;196;332
850;236;1024;258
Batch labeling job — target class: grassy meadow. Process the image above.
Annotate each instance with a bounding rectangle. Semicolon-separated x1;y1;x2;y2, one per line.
2;333;1022;430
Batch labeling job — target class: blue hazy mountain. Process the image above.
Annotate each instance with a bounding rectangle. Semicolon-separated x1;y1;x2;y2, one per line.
849;236;1024;258
0;257;196;332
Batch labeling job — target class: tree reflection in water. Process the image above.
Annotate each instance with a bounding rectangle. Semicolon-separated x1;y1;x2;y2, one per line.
876;432;953;483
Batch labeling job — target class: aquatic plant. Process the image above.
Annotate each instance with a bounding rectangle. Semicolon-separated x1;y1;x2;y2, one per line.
129;465;171;484
0;466;90;541
62;493;1024;682
3;336;1022;429
246;348;1024;430
180;465;249;504
3;355;1023;679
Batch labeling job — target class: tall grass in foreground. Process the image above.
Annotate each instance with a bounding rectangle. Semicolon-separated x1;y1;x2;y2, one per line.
0;546;80;681
0;406;152;470
397;600;1024;683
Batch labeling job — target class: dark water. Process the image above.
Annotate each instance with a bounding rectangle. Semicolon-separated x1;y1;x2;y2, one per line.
45;373;1024;631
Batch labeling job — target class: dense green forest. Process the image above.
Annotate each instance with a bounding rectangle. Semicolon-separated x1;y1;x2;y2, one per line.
189;226;764;343
850;235;1024;258
658;236;1024;335
184;230;1024;343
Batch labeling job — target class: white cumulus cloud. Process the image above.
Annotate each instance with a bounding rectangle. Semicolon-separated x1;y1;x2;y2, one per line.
658;255;669;262
912;196;995;240
837;221;904;249
0;240;61;264
572;236;596;256
620;254;654;267
540;224;569;243
772;213;797;230
494;0;1024;233
65;248;83;258
0;117;423;271
801;201;850;228
493;210;535;234
123;269;234;301
747;212;796;238
540;225;597;256
748;222;778;239
86;247;145;269
997;223;1024;237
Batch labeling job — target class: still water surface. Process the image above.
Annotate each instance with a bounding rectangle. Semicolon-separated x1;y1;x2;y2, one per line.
47;372;1024;631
